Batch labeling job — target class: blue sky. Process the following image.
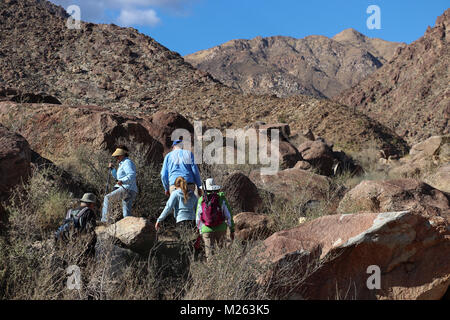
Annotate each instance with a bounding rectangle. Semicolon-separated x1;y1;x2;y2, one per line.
51;0;449;56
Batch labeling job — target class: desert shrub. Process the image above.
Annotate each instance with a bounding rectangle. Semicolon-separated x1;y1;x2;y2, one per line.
259;178;344;233
6;167;75;236
184;240;271;300
184;238;333;300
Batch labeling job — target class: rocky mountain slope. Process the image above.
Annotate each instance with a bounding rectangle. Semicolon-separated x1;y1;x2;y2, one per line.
336;9;450;145
184;30;404;98
0;0;407;154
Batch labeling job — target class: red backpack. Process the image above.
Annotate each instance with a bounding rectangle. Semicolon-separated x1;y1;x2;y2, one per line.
200;192;225;227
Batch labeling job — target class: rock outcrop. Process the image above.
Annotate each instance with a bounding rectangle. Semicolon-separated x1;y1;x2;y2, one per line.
296;138;363;176
0;102;164;164
249;168;331;204
338;179;450;217
234;212;275;241
390;135;450;182
259;210;450;299
221;172;262;213
0;124;32;200
425;165;450;193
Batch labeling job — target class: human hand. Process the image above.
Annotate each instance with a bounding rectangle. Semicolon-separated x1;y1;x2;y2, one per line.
117;180;123;186
165;190;170;197
155;221;160;231
198;188;203;197
108;163;114;169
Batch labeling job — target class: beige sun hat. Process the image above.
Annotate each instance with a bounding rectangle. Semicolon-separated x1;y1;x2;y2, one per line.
80;193;97;204
112;148;127;157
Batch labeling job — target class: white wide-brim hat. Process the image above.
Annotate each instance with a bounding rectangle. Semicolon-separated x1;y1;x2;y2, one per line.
202;178;221;191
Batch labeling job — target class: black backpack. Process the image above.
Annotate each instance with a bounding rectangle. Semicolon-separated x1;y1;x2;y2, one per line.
55;207;96;241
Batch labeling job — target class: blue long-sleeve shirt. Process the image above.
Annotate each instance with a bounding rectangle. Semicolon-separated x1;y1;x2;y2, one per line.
157;189;198;223
160;149;202;192
111;157;138;193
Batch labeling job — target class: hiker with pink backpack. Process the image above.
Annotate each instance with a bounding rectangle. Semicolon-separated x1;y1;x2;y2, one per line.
195;178;235;262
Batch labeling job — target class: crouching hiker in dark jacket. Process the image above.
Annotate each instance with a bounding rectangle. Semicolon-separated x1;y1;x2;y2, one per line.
55;193;97;256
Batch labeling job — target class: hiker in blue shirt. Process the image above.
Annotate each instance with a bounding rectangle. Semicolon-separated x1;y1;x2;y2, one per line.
101;145;138;223
155;176;198;233
161;140;202;197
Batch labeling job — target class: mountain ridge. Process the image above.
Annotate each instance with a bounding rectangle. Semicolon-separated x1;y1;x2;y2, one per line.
184;29;404;99
336;9;450;145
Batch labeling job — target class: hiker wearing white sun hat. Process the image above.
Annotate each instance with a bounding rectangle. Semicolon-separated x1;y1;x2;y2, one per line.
196;178;235;261
202;178;221;191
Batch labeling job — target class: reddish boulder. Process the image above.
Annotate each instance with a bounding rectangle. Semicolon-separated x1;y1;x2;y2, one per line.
338;179;450;217
297;139;335;176
234;212;275;241
259;210;450;300
221;172;262;213
146;111;194;154
0;124;31;200
278;140;303;169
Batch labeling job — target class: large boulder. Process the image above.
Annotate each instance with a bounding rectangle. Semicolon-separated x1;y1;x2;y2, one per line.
95;237;140;277
0;124;31;200
259;210;450;300
249;168;331;204
221;172;262;213
96;217;156;255
278;141;303;169
297;139;362;176
297;139;335;175
390;135;450;178
234;212;275;241
0;102;164;164
338;179;450;217
410;135;450;159
146;111;194;154
425;165;450;193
